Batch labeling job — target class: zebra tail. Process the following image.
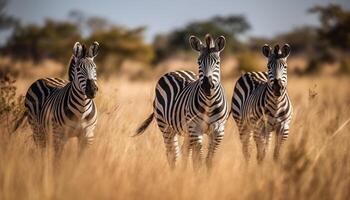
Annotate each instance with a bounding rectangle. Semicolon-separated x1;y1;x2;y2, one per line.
12;111;28;132
133;113;154;137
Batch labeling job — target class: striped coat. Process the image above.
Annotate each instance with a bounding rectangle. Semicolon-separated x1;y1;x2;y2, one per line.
24;42;99;156
136;34;229;170
232;44;293;163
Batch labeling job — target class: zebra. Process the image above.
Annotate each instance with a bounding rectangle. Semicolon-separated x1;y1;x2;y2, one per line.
231;44;293;163
135;34;229;170
22;41;99;157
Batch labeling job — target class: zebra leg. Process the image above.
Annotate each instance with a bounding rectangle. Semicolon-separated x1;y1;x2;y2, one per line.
274;124;289;161
181;134;190;169
254;125;271;164
32;125;47;149
28;117;46;148
206;123;225;170
78;131;94;156
189;128;203;171
239;127;252;163
162;130;180;169
52;128;66;160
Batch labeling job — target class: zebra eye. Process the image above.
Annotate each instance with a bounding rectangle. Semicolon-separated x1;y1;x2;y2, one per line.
216;61;220;65
76;67;81;72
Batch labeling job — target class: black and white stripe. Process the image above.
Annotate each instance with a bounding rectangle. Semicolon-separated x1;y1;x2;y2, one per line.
136;34;229;170
24;42;99;156
231;44;293;163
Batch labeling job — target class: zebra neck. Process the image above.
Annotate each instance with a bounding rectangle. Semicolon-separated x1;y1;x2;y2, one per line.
265;85;287;112
198;83;222;102
70;81;93;111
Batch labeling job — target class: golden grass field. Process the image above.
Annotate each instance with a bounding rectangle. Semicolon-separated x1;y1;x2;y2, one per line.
1;75;350;200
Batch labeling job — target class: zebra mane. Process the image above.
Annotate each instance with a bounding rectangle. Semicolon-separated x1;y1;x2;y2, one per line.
272;45;283;59
67;56;75;81
80;44;88;58
271;44;290;59
68;43;93;81
199;34;219;54
68;44;87;82
205;34;215;49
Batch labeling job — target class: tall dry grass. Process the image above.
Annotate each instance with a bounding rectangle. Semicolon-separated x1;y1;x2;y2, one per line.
0;76;350;200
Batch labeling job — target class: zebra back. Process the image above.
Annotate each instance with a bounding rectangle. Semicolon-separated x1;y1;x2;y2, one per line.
25;78;67;120
231;72;267;120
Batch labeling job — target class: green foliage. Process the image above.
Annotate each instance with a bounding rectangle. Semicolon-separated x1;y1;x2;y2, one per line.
236;51;262;73
86;16;110;33
249;26;318;54
303;4;350;74
251;4;350;75
309;4;350;50
153;15;250;63
87;26;154;74
4;20;81;63
273;27;317;54
1;14;154;76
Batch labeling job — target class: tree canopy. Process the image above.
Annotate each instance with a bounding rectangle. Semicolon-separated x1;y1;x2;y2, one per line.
309;4;350;51
1;13;154;75
153;15;250;62
0;0;17;30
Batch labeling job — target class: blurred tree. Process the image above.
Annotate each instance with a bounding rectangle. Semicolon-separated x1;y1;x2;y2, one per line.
68;10;85;32
153;15;250;63
250;4;350;75
86;26;154;74
305;4;350;74
250;26;318;54
1;11;154;76
86;16;110;33
212;15;250;34
0;0;17;31
236;50;263;73
309;4;350;50
69;10;111;35
3;19;81;63
276;27;318;53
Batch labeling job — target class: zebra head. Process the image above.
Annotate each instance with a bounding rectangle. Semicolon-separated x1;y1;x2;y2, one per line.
72;41;99;99
262;44;291;97
190;34;225;96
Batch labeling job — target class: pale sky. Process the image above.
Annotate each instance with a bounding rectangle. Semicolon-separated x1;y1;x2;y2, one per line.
4;0;350;42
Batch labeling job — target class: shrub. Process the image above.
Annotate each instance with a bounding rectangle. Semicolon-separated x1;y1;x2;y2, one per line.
236;51;264;73
0;72;25;135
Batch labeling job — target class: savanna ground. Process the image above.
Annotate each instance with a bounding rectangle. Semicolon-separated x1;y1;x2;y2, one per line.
1;74;350;200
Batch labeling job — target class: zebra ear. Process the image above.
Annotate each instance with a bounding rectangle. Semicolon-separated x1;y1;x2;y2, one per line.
281;44;291;58
262;44;271;58
215;36;225;52
88;41;99;58
189;36;203;52
73;42;83;58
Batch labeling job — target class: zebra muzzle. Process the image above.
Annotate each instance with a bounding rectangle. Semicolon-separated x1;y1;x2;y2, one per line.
201;76;214;96
85;79;98;99
272;79;283;96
